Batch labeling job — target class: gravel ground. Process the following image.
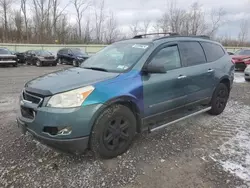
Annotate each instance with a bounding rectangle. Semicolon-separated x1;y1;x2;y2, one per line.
0;65;250;188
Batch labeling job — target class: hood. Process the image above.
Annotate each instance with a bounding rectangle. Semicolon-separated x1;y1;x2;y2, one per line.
38;55;55;59
75;54;89;58
232;55;250;60
25;67;119;95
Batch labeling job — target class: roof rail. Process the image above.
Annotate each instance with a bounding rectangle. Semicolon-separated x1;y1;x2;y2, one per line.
153;34;211;41
192;35;210;39
133;32;179;39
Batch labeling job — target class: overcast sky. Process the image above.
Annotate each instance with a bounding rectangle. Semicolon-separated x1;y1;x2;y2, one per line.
62;0;250;38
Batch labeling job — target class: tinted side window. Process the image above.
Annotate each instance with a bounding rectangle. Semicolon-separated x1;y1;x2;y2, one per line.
201;42;225;62
179;41;206;66
150;45;181;70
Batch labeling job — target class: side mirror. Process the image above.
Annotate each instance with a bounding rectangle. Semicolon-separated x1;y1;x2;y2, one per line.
143;62;166;74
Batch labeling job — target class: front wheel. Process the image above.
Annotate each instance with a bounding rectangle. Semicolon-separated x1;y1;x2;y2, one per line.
208;83;229;115
25;60;30;65
57;58;62;64
90;105;136;159
36;60;42;67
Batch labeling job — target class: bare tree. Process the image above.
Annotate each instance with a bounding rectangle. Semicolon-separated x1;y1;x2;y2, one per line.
154;13;169;33
72;0;90;40
129;20;141;36
51;0;69;40
13;10;23;42
21;0;29;42
32;0;52;42
143;19;151;34
94;0;105;43
0;0;15;41
207;8;226;37
104;11;120;44
238;19;249;46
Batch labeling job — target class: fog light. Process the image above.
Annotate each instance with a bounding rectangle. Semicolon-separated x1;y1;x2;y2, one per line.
57;127;72;135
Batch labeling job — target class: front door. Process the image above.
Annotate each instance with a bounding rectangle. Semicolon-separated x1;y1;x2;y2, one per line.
142;43;188;118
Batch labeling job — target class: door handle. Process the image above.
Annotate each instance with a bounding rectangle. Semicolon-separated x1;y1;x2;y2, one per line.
207;69;214;73
178;75;187;79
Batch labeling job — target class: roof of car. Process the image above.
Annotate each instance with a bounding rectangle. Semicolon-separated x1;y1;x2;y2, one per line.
115;33;221;46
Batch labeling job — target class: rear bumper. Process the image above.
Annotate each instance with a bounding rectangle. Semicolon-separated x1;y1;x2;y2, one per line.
17;117;89;154
235;62;247;70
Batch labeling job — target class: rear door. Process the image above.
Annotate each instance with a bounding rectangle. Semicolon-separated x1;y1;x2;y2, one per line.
200;41;226;94
142;43;188;117
178;41;215;104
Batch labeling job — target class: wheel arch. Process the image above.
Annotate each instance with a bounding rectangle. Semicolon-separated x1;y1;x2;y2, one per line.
89;96;143;141
219;76;231;92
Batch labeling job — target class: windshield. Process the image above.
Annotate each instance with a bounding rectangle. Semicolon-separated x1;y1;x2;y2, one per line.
71;48;86;55
235;49;250;55
81;43;151;72
0;48;11;55
35;50;52;56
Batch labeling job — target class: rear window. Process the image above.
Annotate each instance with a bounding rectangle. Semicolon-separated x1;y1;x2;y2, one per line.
178;41;206;66
235;49;250;55
200;42;225;62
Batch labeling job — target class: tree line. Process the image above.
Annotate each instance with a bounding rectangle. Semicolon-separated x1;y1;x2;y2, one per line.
0;0;248;45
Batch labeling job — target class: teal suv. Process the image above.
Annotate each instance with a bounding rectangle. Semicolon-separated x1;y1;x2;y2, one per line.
17;33;234;158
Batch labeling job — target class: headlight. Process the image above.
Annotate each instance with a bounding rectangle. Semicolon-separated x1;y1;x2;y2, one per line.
243;58;250;62
46;86;94;108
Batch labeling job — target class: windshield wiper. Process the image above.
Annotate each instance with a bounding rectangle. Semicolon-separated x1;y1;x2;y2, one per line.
83;67;108;72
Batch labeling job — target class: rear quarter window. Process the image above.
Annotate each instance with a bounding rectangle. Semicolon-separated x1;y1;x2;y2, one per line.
200;42;225;62
178;41;206;67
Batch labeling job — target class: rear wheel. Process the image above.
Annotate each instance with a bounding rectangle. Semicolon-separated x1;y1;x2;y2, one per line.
208;83;229;115
36;60;42;67
73;60;79;67
90;104;136;159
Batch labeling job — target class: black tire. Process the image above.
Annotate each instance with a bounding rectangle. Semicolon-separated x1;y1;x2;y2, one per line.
245;78;250;82
13;63;17;67
72;60;79;67
57;58;62;64
52;62;57;66
90;104;136;159
208;83;229;115
25;60;30;65
36;60;42;67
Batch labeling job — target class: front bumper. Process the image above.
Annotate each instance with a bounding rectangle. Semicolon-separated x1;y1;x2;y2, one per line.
17;95;103;153
235;62;247;70
17;118;89;154
0;60;16;64
41;60;56;65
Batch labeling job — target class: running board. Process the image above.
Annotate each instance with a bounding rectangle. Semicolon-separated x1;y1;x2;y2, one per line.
150;107;211;132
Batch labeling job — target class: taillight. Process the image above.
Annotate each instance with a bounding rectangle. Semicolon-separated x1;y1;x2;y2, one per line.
231;59;235;64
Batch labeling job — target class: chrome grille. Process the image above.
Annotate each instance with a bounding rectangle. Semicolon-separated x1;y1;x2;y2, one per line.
22;90;43;105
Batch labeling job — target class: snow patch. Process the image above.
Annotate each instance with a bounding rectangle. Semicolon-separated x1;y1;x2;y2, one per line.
234;72;245;83
218;124;250;183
